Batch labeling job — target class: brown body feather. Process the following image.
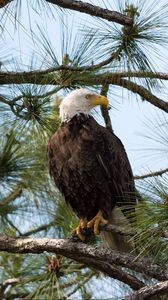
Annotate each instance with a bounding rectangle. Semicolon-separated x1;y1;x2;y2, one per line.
48;114;136;251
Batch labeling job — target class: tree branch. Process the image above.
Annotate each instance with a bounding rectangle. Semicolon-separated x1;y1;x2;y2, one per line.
78;255;145;291
100;84;113;133
0;185;23;206
112;78;168;113
1;70;168;113
2;68;168;82
21;221;56;236
134;167;168;180
0;234;167;282
101;71;168;81
0;0;13;8
123;280;168;300
1;0;132;26
0;278;20;298
45;0;133;26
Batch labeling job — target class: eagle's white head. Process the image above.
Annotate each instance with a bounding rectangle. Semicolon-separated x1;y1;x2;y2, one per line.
59;88;109;122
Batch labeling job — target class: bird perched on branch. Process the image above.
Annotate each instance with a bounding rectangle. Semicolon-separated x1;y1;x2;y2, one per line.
48;89;136;252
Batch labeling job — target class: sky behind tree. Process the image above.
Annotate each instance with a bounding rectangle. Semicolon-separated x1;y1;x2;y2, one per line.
1;0;168;176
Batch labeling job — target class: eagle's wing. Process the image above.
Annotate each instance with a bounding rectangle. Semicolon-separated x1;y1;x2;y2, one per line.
91;121;136;253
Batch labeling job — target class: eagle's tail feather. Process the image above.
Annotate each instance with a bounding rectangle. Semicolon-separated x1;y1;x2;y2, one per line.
101;205;135;253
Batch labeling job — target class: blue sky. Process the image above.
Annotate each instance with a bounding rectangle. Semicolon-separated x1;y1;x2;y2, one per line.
1;0;168;176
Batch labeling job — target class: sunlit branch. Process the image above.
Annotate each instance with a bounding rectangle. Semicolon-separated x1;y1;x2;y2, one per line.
134;167;168;180
123;280;168;300
0;235;167;281
45;0;132;26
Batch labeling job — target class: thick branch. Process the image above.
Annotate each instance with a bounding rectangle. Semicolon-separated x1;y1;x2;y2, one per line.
45;0;132;26
1;70;168;113
78;255;144;291
123;280;168;300
134;167;168;180
0;234;167;282
1;69;168;84
2;69;168;82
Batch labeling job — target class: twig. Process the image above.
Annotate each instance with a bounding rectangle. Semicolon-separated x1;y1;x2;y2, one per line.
22;221;56;236
4;217;22;236
0;50;121;82
134;167;168;180
123;280;168;300
45;0;132;26
0;96;14;105
0;185;23;206
100;84;113;133
0;234;167;282
0;278;20;298
65;271;94;298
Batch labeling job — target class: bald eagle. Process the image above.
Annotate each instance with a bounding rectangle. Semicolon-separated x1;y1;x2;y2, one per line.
48;89;136;252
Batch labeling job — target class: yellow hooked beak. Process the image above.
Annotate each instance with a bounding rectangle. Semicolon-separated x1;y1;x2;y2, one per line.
89;95;109;108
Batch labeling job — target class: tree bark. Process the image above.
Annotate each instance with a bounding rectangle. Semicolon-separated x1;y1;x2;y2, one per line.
45;0;133;26
0;234;167;282
1;71;168;113
123;280;168;300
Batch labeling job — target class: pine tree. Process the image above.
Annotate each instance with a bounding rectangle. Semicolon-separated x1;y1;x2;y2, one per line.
0;0;168;299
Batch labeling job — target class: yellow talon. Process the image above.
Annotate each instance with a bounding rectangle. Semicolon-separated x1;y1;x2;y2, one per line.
87;211;108;235
73;218;88;241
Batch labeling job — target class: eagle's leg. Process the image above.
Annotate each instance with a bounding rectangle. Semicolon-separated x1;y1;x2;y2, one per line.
73;218;88;241
87;210;108;235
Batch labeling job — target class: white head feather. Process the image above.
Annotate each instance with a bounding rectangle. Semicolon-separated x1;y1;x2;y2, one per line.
59;88;108;122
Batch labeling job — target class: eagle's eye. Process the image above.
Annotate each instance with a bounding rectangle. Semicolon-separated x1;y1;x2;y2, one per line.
85;95;90;99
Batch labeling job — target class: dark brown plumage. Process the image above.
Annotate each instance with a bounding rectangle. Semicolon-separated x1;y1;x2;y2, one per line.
48;88;136;251
48;114;136;246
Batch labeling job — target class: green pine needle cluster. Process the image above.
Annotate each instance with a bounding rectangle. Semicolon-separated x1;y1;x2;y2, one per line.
0;0;168;299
